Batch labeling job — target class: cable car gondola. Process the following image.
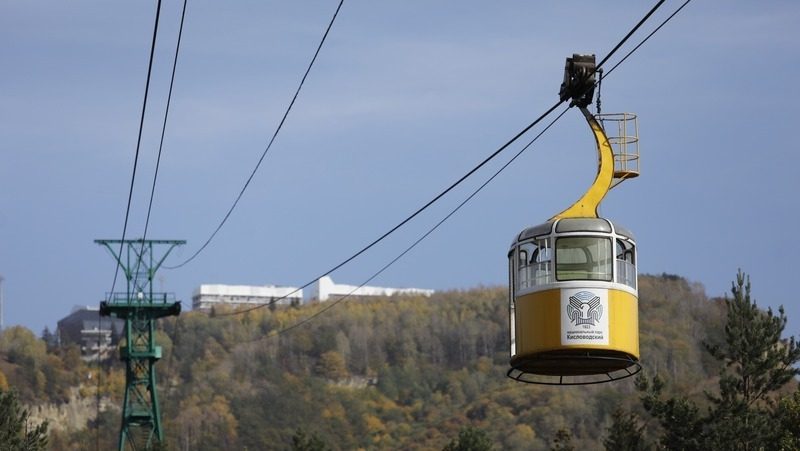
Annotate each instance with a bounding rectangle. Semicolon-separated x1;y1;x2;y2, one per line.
507;54;641;385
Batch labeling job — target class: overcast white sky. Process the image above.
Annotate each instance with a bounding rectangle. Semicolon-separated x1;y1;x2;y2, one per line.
2;1;799;336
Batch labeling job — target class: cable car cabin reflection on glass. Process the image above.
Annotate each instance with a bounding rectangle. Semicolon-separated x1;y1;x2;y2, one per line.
507;218;640;385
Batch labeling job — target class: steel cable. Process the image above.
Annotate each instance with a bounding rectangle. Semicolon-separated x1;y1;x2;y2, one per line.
213;0;677;319
165;0;346;269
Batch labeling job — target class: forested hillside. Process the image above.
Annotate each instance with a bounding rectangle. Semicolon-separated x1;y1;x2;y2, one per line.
0;274;749;449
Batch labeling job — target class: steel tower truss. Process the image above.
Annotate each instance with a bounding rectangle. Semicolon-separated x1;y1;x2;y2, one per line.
96;239;185;451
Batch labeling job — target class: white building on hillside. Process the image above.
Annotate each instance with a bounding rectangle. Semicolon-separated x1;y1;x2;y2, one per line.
311;276;434;302
192;284;302;310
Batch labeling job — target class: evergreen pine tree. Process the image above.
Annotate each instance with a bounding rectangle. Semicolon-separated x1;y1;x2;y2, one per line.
774;387;800;450
603;406;648;451
704;270;800;448
40;326;56;351
636;374;705;450
442;426;493;451
291;429;331;451
0;389;49;450
638;270;800;449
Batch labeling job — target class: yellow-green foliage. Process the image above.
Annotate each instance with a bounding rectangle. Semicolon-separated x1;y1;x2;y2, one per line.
0;326;86;404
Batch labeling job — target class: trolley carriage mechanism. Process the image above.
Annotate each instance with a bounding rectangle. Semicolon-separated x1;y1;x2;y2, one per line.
507;54;642;385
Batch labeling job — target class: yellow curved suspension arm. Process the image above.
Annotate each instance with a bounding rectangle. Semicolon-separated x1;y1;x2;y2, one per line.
551;107;614;220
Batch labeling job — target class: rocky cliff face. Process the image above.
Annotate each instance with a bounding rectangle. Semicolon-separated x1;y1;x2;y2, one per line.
28;387;117;432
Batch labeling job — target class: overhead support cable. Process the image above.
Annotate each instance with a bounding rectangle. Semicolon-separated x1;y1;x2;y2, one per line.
166;0;346;269
214;99;563;318
214;0;676;319
261;106;572;338
603;0;692;79
256;0;692;334
595;0;666;70
132;0;189;284
108;0;164;297
141;0;189;246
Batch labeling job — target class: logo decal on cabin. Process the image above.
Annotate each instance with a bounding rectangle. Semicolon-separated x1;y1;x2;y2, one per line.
567;291;603;326
561;288;609;346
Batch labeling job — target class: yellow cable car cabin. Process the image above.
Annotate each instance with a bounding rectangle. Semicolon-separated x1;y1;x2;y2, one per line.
507;54;641;385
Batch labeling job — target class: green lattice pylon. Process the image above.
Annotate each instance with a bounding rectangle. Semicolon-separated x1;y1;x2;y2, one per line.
96;239;185;451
